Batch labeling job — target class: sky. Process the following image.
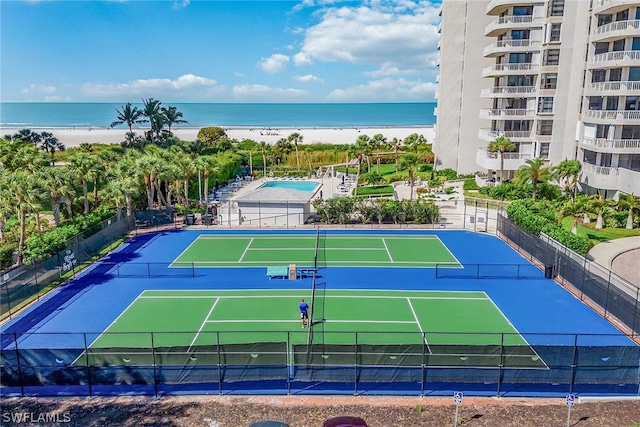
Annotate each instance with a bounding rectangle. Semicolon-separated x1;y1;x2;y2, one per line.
0;0;441;103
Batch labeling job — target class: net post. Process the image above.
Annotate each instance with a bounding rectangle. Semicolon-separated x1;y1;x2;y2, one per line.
83;332;93;397
147;262;151;278
354;331;358;396
192;262;195;278
151;332;158;397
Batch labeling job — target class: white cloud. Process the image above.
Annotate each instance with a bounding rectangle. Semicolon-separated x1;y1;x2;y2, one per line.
295;1;440;76
294;74;323;83
258;54;290;73
44;95;74;102
21;84;56;94
81;74;218;97
233;84;310;101
172;0;190;9
326;77;436;102
292;52;313;66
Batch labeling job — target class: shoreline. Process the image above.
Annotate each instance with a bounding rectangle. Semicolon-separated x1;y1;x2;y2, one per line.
1;125;435;148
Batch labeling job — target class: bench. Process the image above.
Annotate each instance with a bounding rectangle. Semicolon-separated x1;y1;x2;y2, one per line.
266;267;289;280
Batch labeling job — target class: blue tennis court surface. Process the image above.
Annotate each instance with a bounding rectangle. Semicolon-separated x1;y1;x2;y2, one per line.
1;229;637;397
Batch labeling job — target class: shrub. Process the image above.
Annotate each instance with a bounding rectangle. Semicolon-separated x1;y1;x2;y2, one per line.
463;179;479;191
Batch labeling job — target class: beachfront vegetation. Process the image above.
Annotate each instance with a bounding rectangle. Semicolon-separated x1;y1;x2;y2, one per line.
313;197;439;225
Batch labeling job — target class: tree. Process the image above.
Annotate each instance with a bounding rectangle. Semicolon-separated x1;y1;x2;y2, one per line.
39;131;65;158
37;166;74;226
111;103;144;134
140;98;166;142
370;134;387;174
161;105;188;134
560;196;587;235
7;170;40;264
69;152;101;214
195;156;220;215
288;132;303;171
586;194;614;229
400;153;420;201
488;136;516;183
617;193;640;230
552;159;582;201
362;171;384;187
512;158;551;200
197;127;228;148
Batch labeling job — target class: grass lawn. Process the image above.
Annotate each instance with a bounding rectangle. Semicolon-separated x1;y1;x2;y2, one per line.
561;217;640;244
357;185;394;196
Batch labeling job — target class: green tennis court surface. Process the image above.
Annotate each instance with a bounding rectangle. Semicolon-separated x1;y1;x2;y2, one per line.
171;233;461;268
77;289;546;369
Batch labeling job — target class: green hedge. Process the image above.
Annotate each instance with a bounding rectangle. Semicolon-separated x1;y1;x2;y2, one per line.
506;200;592;255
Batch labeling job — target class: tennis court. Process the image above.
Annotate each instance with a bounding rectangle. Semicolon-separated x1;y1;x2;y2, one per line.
75;289;545;370
170;233;461;268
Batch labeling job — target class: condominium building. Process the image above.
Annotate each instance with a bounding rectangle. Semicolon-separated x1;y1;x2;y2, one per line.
434;0;640;197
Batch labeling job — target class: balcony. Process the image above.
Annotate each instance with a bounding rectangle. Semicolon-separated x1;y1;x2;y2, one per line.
486;0;537;16
485;15;543;37
478;129;533;142
589;50;640;68
481;86;537;98
584;80;640;95
476;148;532;171
480;108;536;120
482;63;539;77
580;137;640;153
592;0;635;15
484;40;541;57
591;19;640;42
581;164;640;194
582;109;640;124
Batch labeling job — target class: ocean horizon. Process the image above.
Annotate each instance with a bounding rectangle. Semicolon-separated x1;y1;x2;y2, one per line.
0;102;436;129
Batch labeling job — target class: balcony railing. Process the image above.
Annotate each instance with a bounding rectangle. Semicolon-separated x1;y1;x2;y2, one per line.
590;50;640;65
582;109;640;121
486;130;532;139
484;40;542;56
582;163;619;176
481;86;537;97
480;109;536;119
482;63;539;77
485;15;542;35
593;19;640;37
581;137;640;150
586;81;640;93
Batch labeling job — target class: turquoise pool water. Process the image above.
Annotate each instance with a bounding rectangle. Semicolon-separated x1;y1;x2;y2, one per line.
259;180;319;192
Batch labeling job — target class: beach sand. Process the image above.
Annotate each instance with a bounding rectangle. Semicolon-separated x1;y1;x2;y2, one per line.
1;126;435;148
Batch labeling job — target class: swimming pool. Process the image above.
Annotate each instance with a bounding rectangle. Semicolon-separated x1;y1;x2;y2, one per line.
259;180;319;192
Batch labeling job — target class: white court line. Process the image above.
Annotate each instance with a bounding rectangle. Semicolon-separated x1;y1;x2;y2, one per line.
239;238;254;262
187;297;220;353
407;297;432;354
205;319;416;324
381;238;393;262
483;292;548;369
433;234;463;268
169;235;208;267
139;294;488;300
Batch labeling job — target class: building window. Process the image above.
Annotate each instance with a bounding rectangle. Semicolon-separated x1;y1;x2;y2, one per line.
591;70;606;83
609;68;622;81
539;143;550;159
549;24;561;42
538;97;554;113
629;67;640;82
543;49;560;65
511;30;530;40
615;9;629;21
513;6;533;16
606;97;619;110
508;75;533;86
548;0;564;17
594;42;609;55
626;96;640;111
613;39;625;52
541;73;558;89
621;125;640;139
537;120;553;136
598;14;612;26
509;52;531;63
589;96;603;110
633;38;640;51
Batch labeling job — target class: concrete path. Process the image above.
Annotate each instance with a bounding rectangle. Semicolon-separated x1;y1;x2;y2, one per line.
588;236;640;287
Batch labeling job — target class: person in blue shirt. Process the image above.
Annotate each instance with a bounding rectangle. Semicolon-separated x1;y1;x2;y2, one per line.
299;299;310;328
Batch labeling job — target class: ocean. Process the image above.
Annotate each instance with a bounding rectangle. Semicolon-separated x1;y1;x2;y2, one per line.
0;102;436;129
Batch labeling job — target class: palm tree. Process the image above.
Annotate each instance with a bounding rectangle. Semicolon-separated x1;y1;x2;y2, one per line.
259;141;269;176
161;105;188;134
288;132;303;171
400;153;420;201
111;102;144;133
370;134;387;174
39;131;64;159
0;169;13;243
586;194;614;230
392;138;402;173
37;166;74;226
69;152;100;214
8;170;40;264
513;157;551;200
195;156;220;215
140;98;164;141
617;193;640;230
488;136;516;183
108;154;140;217
560;196;587;235
552;159;582;200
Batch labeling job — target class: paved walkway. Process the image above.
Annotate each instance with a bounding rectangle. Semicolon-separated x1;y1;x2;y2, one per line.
588;236;640;287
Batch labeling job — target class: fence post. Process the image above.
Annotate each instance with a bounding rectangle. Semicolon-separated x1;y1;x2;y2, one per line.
14;332;25;396
84;333;93;397
354;332;358;396
569;334;578;395
604;271;612;317
4;283;13;320
496;333;504;397
633;289;640;338
151;332;158;397
287;331;292;395
421;332;426;397
217;331;222;395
